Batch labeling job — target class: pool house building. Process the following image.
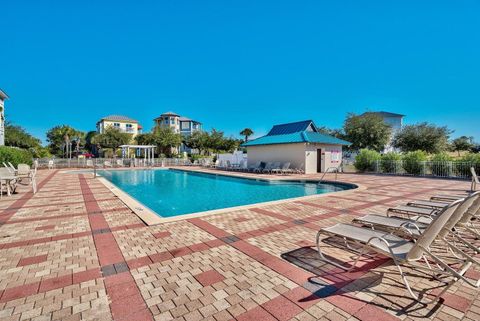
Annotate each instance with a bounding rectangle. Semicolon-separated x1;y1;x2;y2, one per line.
242;120;350;174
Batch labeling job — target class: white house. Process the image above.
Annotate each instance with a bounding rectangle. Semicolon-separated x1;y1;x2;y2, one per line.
242;120;351;174
0;89;9;146
362;111;405;153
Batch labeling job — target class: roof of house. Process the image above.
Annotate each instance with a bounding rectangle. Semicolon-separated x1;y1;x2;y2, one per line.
242;120;351;147
160;111;180;117
267;120;313;135
179;116;201;124
0;89;8;100
98;115;138;123
362;111;405;118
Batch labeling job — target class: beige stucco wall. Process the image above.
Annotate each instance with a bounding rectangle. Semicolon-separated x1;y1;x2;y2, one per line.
246;144;307;171
305;144;343;173
247;143;343;174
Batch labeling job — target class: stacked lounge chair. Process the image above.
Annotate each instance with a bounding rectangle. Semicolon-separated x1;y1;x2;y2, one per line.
315;192;480;303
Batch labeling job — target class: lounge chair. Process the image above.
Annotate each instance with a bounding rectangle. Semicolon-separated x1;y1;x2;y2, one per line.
352;193;480;284
104;161;113;168
48;160;55;169
116;159;124;167
262;162;278;174
387;196;462;217
406;200;450;210
254;162;267;173
272;162;291;175
3;162;15;175
270;162;284;174
246;161;261;172
86;160;94;168
352;192;480;239
0;167;17;197
8;162;17;173
316;199;477;303
233;160;246;171
431;194;469;202
16;164;31;182
294;163;304;174
387;205;439;217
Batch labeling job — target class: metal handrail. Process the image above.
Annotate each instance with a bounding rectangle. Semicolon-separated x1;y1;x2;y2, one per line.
319;166;339;182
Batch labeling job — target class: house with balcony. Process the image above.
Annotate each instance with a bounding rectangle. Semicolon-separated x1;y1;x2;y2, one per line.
154;111;202;135
0;89;8;146
361;111;405;153
154;111;202;153
96;115;142;136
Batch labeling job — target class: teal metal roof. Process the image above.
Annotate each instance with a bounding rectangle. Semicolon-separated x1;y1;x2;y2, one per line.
242;120;351;147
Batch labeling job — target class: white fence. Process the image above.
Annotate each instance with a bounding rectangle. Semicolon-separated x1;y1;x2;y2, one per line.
34;158;194;169
217;151;247;166
353;160;477;179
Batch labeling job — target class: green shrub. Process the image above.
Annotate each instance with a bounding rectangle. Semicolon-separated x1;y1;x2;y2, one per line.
354;149;381;172
0;146;33;167
456;153;480;177
380;152;402;173
402;150;428;175
430;152;454;177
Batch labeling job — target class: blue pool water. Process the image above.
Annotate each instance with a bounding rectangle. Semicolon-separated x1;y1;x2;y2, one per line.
100;169;355;217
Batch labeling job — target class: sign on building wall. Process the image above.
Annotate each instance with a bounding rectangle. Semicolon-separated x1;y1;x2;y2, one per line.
331;150;341;163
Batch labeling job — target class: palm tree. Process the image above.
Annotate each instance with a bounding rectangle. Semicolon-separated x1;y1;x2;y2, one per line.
240;128;253;142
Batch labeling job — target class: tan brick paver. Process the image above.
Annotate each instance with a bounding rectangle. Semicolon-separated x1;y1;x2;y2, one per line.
0;168;478;321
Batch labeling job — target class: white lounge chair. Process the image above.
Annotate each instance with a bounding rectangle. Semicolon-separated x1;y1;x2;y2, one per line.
406;200;450;210
7;162;17;173
294;163;304;174
265;162;281;174
353;193;479;239
48;160;55;169
247;161;261;172
315;199;478;303
272;162;291;175
0;167;17;197
17;164;31;181
104;161;113;168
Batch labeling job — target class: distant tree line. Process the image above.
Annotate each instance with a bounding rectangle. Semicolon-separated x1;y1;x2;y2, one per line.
40;124;242;158
318;113;478;155
2;112;478;165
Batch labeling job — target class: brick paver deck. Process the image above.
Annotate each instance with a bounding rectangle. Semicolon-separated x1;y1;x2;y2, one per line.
0;168;479;321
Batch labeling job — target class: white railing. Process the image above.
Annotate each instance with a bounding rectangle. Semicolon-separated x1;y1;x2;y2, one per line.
352;159;477;179
34;158;194;169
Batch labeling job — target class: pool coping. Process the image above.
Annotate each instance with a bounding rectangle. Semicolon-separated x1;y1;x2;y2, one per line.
94;167;365;225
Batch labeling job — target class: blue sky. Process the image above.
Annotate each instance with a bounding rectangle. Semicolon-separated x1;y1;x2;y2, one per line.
1;0;479;143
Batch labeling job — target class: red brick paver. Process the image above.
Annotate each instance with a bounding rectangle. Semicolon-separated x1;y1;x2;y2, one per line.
0;168;478;321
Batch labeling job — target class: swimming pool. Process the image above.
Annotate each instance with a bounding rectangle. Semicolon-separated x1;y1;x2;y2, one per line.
99;169;355;218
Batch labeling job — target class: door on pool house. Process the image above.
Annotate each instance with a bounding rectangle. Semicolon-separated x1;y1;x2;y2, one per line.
317;148;324;173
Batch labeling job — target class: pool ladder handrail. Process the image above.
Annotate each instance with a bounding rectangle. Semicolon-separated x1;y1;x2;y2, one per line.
319;166;340;182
